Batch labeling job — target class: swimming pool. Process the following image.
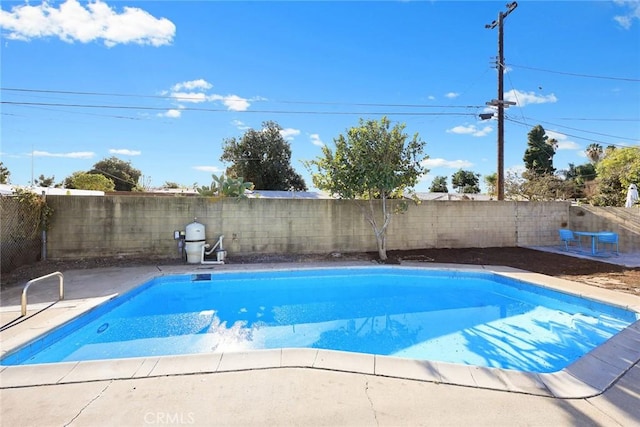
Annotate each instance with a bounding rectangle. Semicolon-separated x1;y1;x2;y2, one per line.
2;267;637;373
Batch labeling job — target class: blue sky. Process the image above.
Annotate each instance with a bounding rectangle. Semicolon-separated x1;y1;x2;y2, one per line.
1;0;639;192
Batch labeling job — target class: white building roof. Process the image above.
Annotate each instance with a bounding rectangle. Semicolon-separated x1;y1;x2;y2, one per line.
0;184;104;196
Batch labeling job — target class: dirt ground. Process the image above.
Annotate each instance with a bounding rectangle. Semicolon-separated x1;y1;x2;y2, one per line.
1;247;639;295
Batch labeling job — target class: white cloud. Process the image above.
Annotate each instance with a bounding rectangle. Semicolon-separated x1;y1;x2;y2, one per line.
423;158;473;169
279;128;300;140
427;95;436;101
447;124;493;137
556;140;580;150
418;172;433;184
445;92;459;99
504;89;558;107
193;165;224;173
216;94;250;111
0;0;175;47
613;0;640;29
544;130;580;150
158;109;181;118
232;120;250;130
171;79;212;92
109;149;141;156
165;81;252;113
33;150;94;158
171;92;208;103
310;133;324;147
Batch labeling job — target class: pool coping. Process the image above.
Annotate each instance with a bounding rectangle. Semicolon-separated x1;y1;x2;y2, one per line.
1;262;639;399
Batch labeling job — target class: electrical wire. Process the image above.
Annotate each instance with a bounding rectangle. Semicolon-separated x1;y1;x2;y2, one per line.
554;117;639;122
525;118;639;142
0;101;479;117
504;69;530;127
3;87;637;142
505;117;639;147
7;103;144;121
508;64;640;82
502;61;638;158
0;87;485;109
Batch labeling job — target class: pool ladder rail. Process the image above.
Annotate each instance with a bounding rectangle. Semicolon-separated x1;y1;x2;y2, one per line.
21;271;64;317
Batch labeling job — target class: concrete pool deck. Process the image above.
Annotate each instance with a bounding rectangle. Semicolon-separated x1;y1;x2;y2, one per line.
1;261;639;426
527;245;640;268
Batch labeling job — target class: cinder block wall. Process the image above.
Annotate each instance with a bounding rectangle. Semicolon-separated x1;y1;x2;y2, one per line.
516;201;573;247
44;196;571;260
569;206;640;252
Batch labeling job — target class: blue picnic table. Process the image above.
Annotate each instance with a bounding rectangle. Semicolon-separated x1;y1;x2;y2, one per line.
574;231;615;256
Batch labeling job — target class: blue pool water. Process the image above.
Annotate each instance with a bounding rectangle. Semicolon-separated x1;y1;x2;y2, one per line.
2;267;637;373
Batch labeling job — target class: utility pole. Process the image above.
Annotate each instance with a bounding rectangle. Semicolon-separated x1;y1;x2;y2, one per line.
485;2;517;201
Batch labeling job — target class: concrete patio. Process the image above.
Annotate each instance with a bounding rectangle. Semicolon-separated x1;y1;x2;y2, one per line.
528;245;640;268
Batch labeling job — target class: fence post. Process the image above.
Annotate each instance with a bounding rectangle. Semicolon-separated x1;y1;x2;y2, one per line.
41;191;47;261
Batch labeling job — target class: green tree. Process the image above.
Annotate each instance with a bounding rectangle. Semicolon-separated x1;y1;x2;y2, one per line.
63;171;81;189
592;147;640;206
523;172;569;201
163;181;180;189
505;170;567;201
562;162;597;199
0;162;10;184
523;125;556;176
305;117;427;261
484;173;497;197
563;163;596;184
71;173;115;191
90;156;141;191
221;121;307;191
429;176;448;193
604;145;617;157
585;143;603;164
451;169;480;194
34;174;55;187
504;170;526;200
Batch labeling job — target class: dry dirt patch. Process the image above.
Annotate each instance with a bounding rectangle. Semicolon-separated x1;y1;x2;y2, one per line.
2;247;639;295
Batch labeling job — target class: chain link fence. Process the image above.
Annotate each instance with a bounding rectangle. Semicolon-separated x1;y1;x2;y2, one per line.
1;195;43;273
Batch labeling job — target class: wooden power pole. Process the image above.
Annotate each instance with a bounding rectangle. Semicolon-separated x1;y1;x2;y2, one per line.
486;2;517;201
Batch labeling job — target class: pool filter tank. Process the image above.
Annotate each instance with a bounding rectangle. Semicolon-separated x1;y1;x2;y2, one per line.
184;219;206;264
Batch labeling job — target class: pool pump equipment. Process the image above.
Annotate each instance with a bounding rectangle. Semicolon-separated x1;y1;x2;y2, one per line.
175;219;226;264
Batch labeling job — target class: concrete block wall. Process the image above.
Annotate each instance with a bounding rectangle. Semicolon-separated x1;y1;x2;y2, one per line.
44;196;571;260
569;206;640;252
515;201;572;247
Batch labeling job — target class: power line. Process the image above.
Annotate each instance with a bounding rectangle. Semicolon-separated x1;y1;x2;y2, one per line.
0;101;479;117
264;99;482;109
521;117;639;142
506;117;639;146
505;67;529;127
508;64;640;82
554;117;639;122
10;103;143;121
0;87;484;109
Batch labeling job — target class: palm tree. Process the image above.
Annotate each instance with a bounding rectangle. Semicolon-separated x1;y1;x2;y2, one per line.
585;143;603;164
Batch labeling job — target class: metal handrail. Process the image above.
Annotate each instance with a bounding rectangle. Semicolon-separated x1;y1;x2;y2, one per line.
21;272;64;317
